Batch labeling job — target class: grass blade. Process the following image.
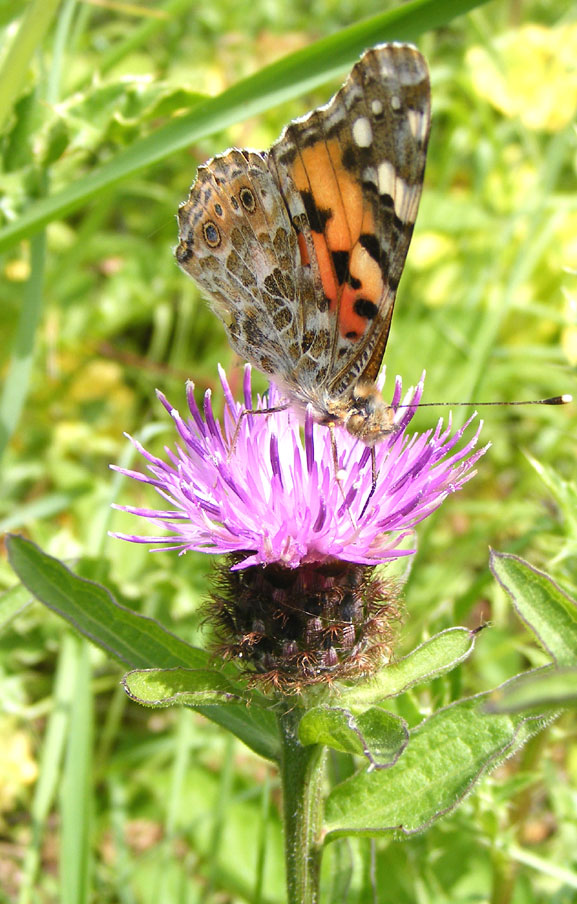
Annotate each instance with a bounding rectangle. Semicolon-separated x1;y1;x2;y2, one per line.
60;637;93;904
0;0;61;133
0;233;46;463
18;636;79;904
0;0;490;252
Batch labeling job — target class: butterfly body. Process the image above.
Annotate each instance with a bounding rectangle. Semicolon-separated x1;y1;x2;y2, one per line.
176;43;431;444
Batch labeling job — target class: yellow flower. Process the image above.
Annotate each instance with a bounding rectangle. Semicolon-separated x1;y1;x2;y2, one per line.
467;24;577;131
0;720;37;813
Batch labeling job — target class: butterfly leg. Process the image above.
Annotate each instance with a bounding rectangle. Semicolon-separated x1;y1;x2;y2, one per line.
227;402;290;460
359;447;378;519
329;424;357;528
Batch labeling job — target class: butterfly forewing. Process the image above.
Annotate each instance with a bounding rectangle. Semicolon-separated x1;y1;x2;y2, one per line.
269;43;431;396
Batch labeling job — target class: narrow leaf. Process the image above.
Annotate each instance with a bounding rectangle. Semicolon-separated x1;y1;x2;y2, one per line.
525;453;577;538
7;534;207;669
18;636;80;898
490;551;577;666
324;693;545;838
0;0;61;133
0;233;46;463
0;582;32;629
486;666;577;713
6;535;280;761
59;639;92;904
299;705;408;770
340;627;479;707
123;668;244;706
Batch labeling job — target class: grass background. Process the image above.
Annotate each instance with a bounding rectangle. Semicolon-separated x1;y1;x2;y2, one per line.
0;0;576;901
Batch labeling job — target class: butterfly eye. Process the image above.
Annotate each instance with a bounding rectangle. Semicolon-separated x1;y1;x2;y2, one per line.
203;221;221;247
239;187;256;213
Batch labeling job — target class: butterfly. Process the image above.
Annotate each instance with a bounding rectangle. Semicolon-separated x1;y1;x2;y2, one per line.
175;43;431;445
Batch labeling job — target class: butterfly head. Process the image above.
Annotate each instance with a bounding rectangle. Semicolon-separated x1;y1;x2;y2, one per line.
339;380;396;446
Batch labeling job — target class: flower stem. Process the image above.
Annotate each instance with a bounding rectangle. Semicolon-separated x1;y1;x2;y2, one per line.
278;706;326;904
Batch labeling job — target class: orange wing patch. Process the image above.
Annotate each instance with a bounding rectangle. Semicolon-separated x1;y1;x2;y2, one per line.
289;139;384;342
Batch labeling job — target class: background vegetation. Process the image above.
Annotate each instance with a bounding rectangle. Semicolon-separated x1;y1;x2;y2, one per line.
0;0;575;901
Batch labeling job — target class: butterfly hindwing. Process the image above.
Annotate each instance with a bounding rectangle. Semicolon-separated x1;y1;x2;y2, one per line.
176;149;307;380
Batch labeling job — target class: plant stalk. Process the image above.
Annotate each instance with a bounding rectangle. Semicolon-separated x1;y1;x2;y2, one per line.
278;707;326;904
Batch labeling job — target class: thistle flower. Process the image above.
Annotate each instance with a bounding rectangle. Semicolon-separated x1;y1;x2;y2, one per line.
111;366;488;690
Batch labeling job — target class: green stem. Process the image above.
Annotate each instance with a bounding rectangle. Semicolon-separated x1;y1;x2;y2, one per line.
490;728;551;904
490;849;517;904
278;707;326;904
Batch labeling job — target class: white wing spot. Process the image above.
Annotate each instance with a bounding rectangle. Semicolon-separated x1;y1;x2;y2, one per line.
371;99;383;116
377;161;395;196
408;109;424;140
352;117;373;148
392;177;412;220
375;163;413;218
390;95;402;111
380;59;396;78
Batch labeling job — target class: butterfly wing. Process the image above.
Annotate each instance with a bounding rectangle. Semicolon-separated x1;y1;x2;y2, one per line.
176;149;308;385
176;44;431;416
269;43;431;399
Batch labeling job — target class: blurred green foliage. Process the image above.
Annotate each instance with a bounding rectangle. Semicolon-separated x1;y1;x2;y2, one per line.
0;0;576;901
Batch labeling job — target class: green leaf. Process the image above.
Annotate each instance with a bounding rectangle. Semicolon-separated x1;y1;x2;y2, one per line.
0;231;45;464
0;0;61;134
0;0;491;251
324;693;545;839
6;535;280;762
490;551;577;666
7;534;207;669
525;453;577;538
299;705;408;770
0;581;32;630
340;627;479;707
51;80;206;156
123;668;244;706
486;666;577;714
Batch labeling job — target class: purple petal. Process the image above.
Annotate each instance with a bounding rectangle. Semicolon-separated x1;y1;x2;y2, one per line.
110;368;487;569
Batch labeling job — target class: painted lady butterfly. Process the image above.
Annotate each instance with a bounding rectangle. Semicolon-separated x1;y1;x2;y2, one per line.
175;43;431;445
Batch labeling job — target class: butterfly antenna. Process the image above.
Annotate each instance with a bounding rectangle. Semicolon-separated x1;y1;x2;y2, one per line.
394;394;573;410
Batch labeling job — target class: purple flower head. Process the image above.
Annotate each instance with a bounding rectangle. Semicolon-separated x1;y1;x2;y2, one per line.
111;366;488;571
